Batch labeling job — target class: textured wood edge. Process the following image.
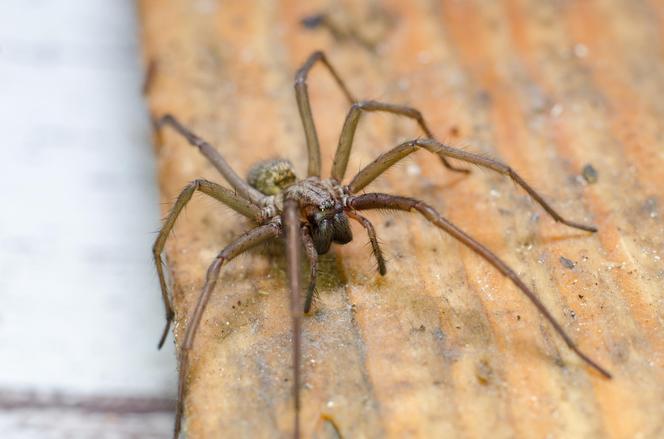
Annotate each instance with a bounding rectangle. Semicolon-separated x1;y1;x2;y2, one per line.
139;1;664;438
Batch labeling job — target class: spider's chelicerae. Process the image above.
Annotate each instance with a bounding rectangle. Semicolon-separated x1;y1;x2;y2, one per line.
153;51;612;438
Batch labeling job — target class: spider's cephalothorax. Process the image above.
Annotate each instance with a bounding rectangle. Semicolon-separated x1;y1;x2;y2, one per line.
152;51;611;439
248;158;353;254
281;176;352;255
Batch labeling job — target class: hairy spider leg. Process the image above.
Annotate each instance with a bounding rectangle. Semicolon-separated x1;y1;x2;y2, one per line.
283;199;304;439
294;51;356;177
349;138;597;232
348;193;612;379
300;227;319;314
153;179;262;349
347;210;386;276
173;223;280;439
157;114;266;205
331;100;470;182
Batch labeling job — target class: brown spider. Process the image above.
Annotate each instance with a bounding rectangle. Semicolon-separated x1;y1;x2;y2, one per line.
153;51;611;439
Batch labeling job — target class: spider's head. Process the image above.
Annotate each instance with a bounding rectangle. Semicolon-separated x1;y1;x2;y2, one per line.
304;204;353;254
247;159;297;195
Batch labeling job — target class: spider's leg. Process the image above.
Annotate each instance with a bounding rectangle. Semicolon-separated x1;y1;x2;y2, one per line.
294;51;356;177
173;222;280;439
332;100;469;182
347;210;386;276
348;192;612;379
348;139;597;232
156;114;266;205
301;227;318;314
142;58;157;96
283;199;303;439
153;179;263;349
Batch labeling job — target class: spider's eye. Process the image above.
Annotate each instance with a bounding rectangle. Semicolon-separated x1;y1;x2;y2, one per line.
311;209;331;223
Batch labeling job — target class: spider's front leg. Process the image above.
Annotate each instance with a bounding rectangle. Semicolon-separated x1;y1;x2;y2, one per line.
153;179;262;348
173;222;280;439
347;192;612;379
283;199;304;439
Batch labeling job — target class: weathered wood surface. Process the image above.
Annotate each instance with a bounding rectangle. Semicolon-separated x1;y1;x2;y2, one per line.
139;1;664;438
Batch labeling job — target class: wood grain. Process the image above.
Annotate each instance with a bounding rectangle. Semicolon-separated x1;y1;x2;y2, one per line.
139;1;664;438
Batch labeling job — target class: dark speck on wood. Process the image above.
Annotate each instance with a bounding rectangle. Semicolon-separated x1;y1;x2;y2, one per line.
582;164;598;184
560;256;576;269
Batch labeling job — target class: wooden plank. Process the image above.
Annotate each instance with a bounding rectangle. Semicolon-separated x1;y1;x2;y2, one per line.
139;1;664;437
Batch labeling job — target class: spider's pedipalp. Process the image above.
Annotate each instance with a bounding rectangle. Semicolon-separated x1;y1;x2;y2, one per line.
301;227;319;314
347;210;386;276
348;192;612;379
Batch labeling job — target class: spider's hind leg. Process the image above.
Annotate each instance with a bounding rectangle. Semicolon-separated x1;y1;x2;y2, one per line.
156;114;265;205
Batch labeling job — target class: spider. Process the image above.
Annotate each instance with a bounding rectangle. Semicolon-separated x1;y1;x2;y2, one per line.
153;51;612;439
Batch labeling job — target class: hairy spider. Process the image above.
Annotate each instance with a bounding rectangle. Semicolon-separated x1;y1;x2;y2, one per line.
153;51;611;439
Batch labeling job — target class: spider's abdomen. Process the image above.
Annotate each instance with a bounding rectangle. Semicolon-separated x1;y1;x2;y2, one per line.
247;159;297;195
